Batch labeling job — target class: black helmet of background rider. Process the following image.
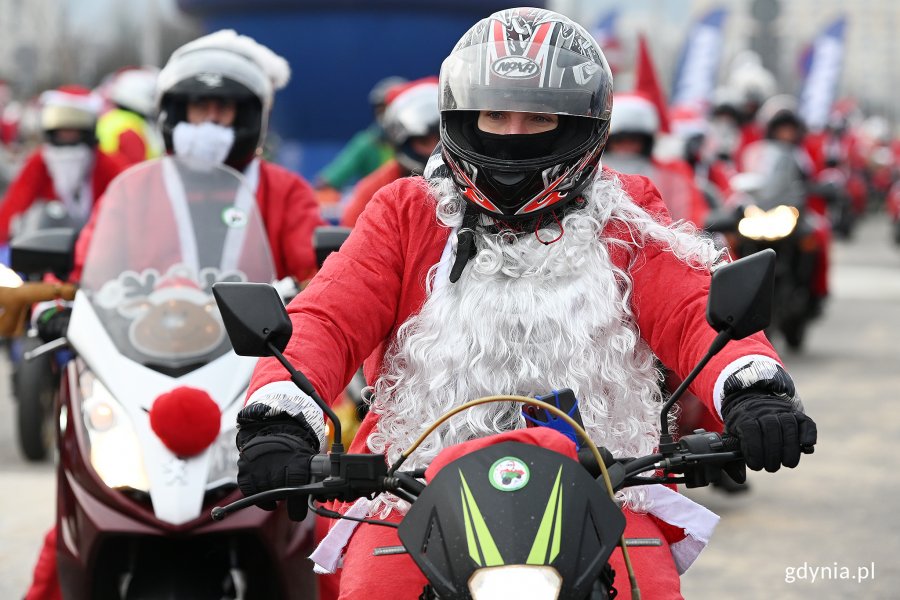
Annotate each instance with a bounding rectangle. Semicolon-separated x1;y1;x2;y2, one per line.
757;94;806;145
439;7;613;221
156;29;290;170
382;80;440;175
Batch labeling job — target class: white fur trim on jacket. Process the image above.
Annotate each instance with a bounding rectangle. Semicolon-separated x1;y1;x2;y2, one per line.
645;485;720;574
245;380;326;450
712;355;781;418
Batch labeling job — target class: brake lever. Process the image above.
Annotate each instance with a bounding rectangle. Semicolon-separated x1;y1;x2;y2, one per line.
211;482;331;521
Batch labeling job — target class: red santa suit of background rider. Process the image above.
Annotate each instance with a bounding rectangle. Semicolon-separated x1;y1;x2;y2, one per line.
0;86;127;245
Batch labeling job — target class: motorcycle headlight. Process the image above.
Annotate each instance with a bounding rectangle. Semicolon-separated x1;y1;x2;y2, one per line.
738;205;799;241
80;369;150;492
468;565;562;600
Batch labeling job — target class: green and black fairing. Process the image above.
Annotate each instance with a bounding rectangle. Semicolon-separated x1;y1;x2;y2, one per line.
397;441;625;599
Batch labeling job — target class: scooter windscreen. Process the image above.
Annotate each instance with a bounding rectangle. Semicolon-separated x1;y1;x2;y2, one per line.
78;157;276;372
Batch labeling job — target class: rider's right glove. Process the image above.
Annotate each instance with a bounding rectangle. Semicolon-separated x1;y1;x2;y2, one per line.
236;402;321;522
721;362;817;474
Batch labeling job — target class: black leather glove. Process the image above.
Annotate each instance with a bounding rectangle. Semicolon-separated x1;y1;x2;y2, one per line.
722;389;817;473
36;306;71;343
236;404;321;521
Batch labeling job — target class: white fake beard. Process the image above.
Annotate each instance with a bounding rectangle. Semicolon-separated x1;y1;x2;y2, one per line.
366;173;724;517
172;121;235;165
42;144;93;202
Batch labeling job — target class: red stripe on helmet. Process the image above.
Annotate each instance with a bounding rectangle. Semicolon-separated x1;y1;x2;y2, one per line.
525;22;552;60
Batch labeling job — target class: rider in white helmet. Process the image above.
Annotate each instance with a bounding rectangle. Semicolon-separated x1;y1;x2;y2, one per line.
96;67;163;165
340;78;440;227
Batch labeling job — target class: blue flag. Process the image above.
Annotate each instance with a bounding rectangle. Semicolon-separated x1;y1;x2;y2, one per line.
670;7;728;109
799;17;848;132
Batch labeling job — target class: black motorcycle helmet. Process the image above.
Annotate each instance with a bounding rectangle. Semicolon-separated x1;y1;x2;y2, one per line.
156;30;290;170
439;8;614;221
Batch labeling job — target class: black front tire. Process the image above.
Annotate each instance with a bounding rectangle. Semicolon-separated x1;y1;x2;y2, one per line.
781;316;807;351
13;338;57;462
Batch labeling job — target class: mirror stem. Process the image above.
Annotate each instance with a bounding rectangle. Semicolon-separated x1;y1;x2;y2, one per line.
266;341;345;455
658;330;731;456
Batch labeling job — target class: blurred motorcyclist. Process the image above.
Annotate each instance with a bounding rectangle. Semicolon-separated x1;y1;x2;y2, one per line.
603;93;711;227
340;78;440;227
314;75;407;204
74;29;325;284
24;30;326;600
0;86;128;247
740;95;830;316
95;67;163;165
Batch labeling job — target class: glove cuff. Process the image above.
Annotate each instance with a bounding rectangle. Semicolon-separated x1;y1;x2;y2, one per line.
242;381;327;450
720;361;804;416
237;405;322;454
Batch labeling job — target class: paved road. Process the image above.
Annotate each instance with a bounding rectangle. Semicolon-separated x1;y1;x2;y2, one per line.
1;216;898;598
681;215;900;599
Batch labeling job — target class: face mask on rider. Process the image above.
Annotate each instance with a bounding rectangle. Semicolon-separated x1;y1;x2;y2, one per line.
172;121;235;165
42;144;93;199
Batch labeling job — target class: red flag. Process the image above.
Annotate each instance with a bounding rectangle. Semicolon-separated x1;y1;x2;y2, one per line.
633;33;671;133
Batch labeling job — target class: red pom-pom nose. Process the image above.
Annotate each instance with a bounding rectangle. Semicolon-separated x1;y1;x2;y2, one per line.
149;386;221;457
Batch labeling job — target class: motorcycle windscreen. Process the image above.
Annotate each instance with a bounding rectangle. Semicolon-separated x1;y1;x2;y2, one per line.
398;441;625;600
78;157;276;373
738;140;808;210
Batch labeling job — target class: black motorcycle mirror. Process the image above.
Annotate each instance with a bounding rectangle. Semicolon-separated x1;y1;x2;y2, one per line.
211;282;344;454
657;249;775;455
10;227;78;279
313;226;352;269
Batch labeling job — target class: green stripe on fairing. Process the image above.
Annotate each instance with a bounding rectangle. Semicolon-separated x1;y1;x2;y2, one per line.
527;466;563;565
460;471;504;566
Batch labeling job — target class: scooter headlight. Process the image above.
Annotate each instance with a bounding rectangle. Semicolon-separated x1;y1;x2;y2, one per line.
80;369;150;492
468;565;562;600
738;204;799;241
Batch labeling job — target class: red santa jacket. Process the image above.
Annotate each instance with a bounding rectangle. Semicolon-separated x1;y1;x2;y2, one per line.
340;159;404;228
248;170;780;455
0;148;127;244
71;159;325;282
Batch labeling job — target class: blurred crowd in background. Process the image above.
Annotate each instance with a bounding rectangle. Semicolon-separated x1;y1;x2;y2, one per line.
0;0;897;236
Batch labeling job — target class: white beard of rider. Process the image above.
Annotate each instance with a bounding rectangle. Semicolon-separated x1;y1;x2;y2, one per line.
365;174;723;518
41;143;94;224
172;121;235;165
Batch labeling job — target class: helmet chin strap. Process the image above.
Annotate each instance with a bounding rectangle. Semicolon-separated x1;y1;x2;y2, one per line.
448;203;480;283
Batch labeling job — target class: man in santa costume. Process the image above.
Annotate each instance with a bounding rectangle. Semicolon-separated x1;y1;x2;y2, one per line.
24;30;326;600
235;8;816;599
0;86;127;247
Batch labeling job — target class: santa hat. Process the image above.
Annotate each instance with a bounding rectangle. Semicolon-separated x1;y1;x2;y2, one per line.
170;29;290;91
39;85;103;131
39;85;104;115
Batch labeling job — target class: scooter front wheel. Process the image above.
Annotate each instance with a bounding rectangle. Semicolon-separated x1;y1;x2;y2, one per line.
13;338;57;461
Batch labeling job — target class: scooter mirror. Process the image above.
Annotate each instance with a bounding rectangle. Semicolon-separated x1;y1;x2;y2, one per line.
313;226;352;269
10;227;78;279
212;282;292;357
707;249;775;340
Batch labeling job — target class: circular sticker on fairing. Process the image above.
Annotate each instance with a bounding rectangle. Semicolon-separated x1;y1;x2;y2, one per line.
221;206;247;228
489;457;530;492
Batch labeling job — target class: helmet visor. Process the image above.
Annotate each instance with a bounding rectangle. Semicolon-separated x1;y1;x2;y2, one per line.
440;43;612;119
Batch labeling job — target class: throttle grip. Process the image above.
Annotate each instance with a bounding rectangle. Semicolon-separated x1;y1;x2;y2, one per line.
721;434;742;453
